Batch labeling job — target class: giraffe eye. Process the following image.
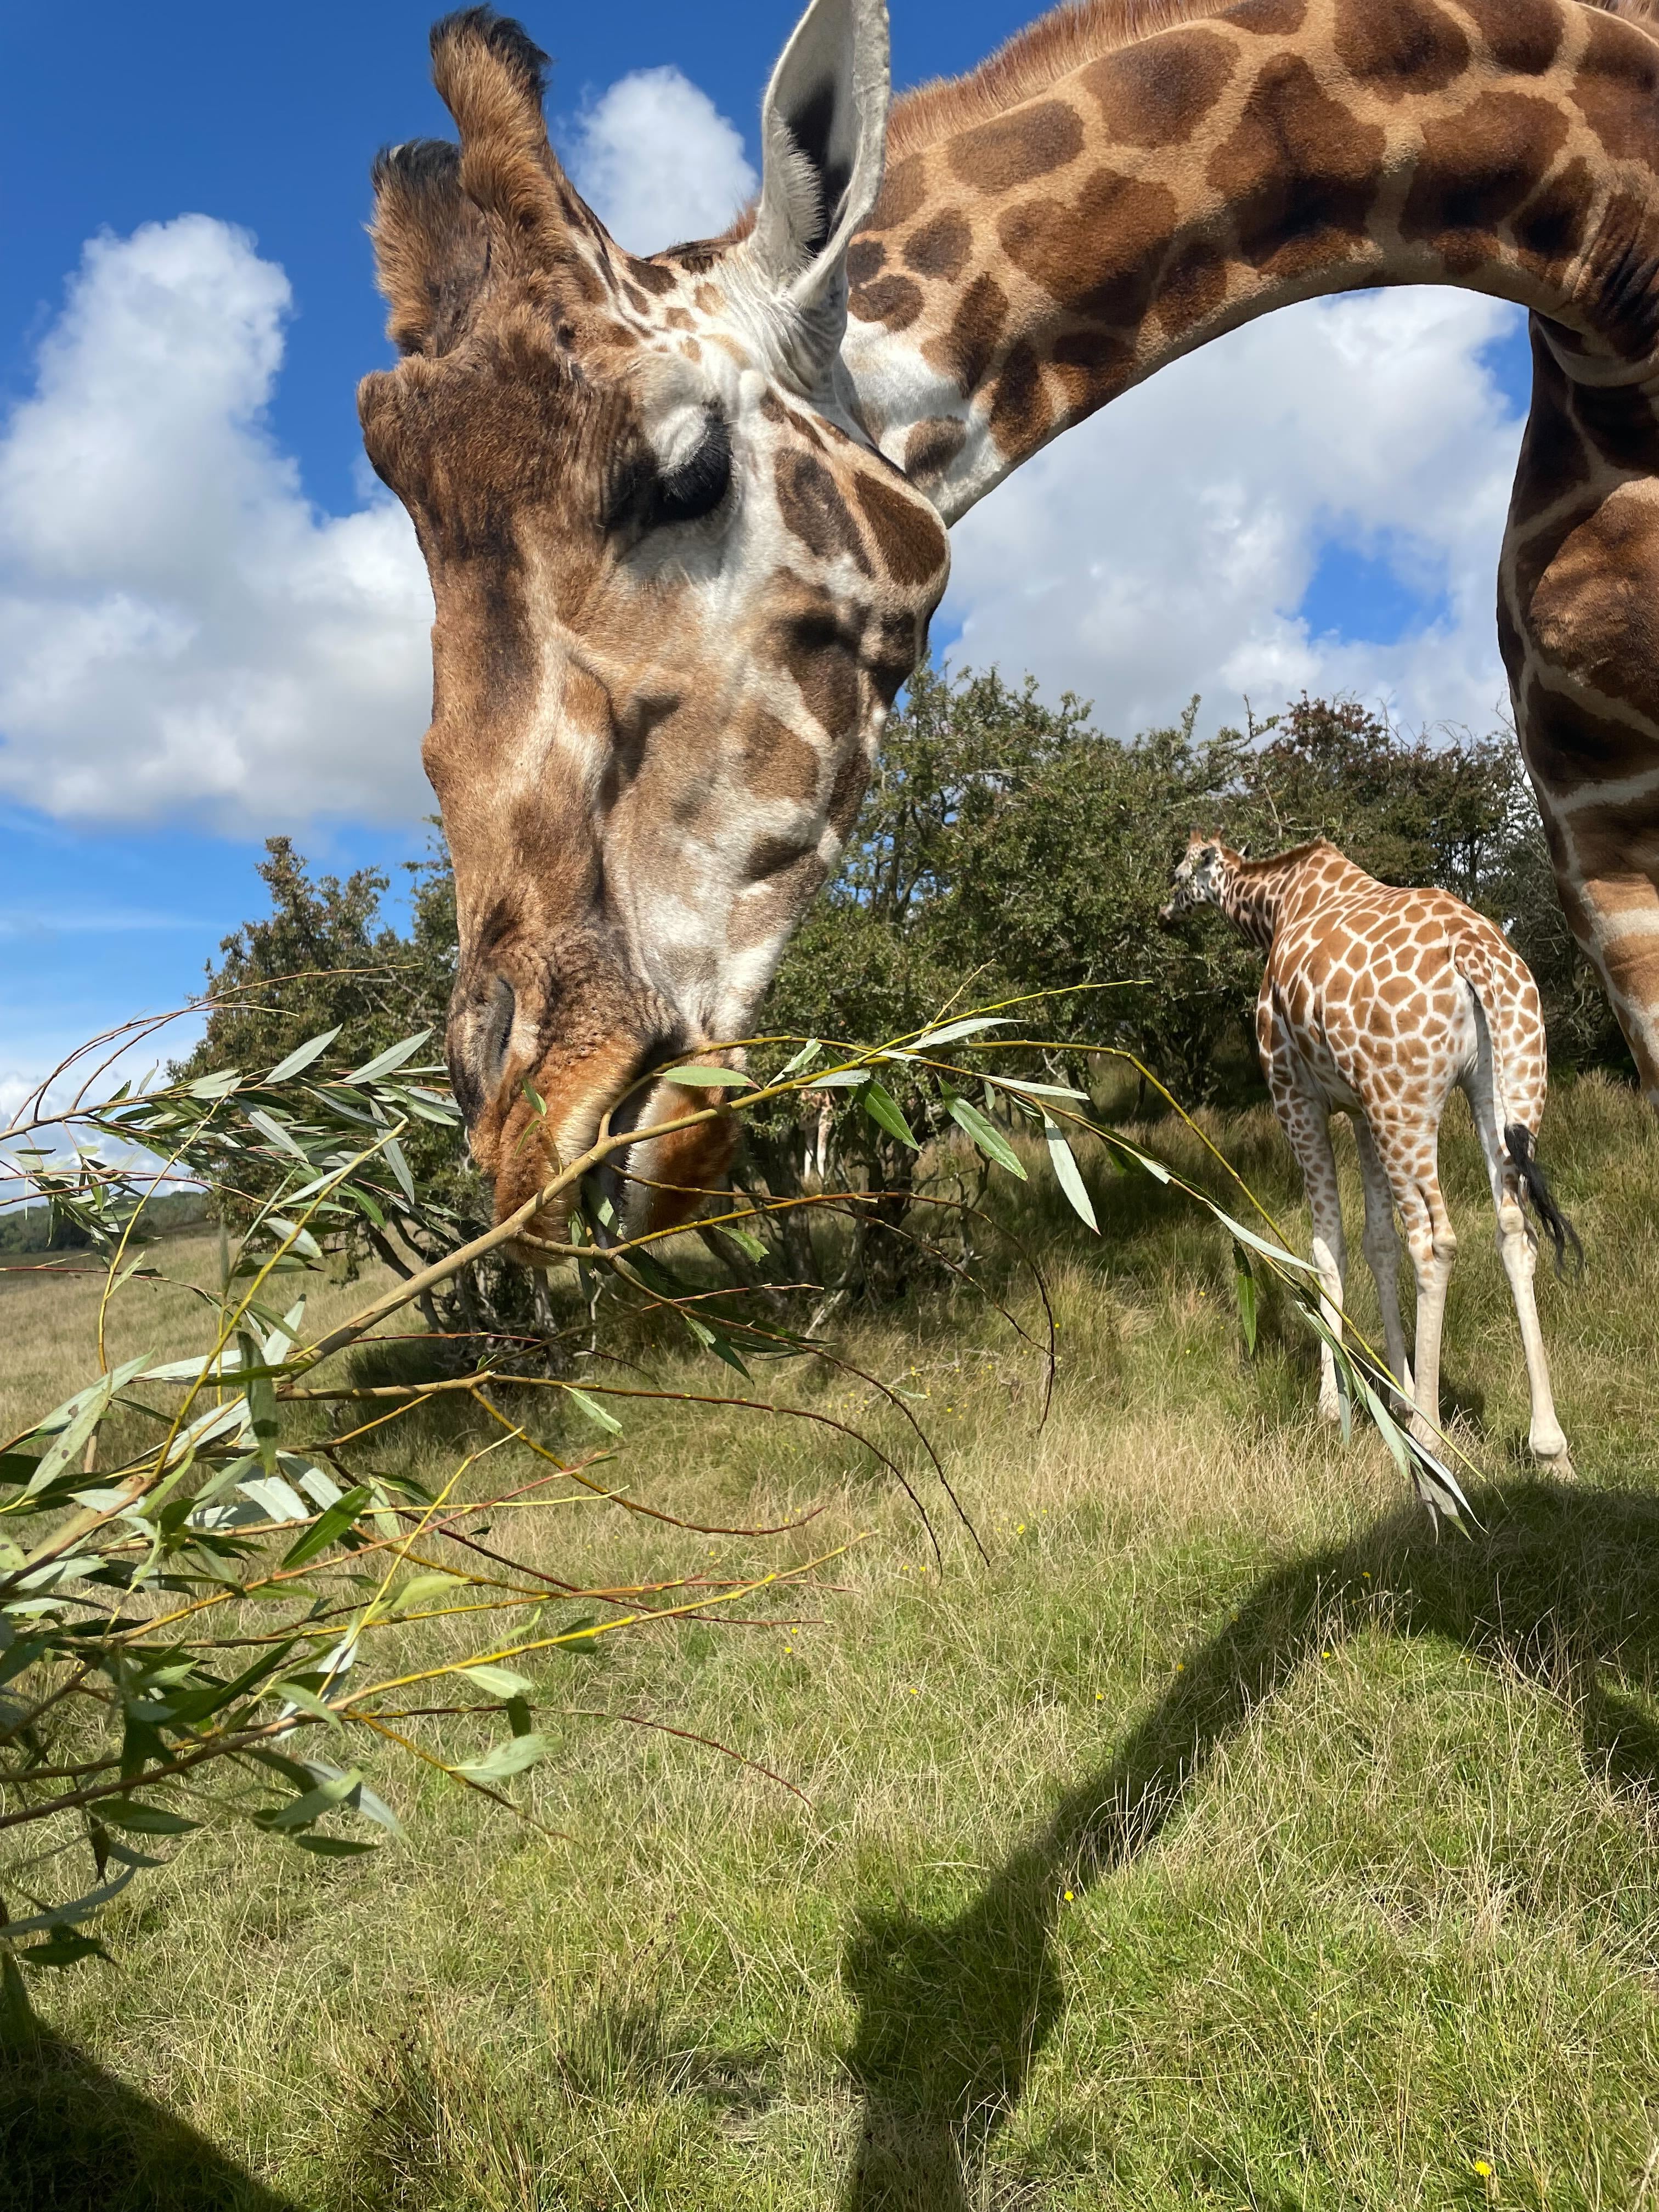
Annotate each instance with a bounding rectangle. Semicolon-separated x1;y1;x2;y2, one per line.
649;413;731;528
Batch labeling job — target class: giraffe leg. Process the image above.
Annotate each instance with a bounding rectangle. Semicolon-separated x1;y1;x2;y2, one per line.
1273;1090;1348;1425
1463;1078;1573;1475
1352;1118;1413;1406
1392;1164;1457;1457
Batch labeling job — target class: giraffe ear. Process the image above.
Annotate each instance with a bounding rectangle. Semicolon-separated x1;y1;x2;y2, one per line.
369;140;489;357
747;0;890;318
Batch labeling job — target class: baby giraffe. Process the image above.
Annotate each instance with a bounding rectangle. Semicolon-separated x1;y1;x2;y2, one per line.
1163;835;1581;1472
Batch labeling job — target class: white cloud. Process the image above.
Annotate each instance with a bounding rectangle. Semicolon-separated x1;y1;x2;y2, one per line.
565;66;757;254
0;216;435;830
942;287;1525;741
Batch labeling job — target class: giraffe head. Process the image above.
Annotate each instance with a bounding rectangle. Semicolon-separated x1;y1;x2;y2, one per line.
358;1;949;1239
1159;832;1230;925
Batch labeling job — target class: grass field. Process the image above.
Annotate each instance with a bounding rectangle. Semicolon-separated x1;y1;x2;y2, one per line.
7;1072;1659;2211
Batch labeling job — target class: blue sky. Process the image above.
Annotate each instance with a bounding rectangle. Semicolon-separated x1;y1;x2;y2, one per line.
0;0;1534;1101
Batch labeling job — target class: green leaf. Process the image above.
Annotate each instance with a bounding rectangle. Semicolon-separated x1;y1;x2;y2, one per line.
291;1834;379;1858
1232;1243;1258;1357
775;1040;821;1079
455;1733;550;1784
859;1079;919;1151
96;1802;201;1836
985;1074;1090;1101
299;1759;403;1839
264;1028;341;1084
724;1227;768;1262
461;1662;534;1698
910;1015;1014;1048
280;1486;373;1571
262;1766;364;1832
946;1096;1026;1180
273;1678;344;1728
25;1359;149;1498
236;1475;309;1525
565;1387;622;1435
661;1064;754;1090
346;1030;432;1082
245;1107;311;1162
1043;1121;1097;1232
390;1571;466;1615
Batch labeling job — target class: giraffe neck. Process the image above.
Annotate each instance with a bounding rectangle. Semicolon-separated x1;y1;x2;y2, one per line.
842;0;1659;520
1210;840;1372;948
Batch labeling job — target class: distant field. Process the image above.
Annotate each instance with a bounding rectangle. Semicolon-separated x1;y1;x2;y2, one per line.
7;1073;1659;2212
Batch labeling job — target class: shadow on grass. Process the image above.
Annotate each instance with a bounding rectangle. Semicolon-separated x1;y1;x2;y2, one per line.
0;1960;299;2212
840;1476;1659;2209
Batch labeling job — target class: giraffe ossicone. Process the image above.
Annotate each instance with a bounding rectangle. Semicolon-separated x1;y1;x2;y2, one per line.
1165;830;1581;1472
362;0;1659;1246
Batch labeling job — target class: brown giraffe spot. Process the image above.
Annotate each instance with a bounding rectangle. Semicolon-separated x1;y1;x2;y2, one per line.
1152;236;1232;343
1524;485;1659;718
866;611;923;706
1048;327;1137;413
1452;0;1562;74
693;284;722;314
870;155;928;231
1567;369;1659;476
759;390;826;448
630;258;679;296
1400;96;1569;272
904;210;972;282
1207;55;1386;274
851;470;949;586
925;270;1009;393
774;452;873;575
1574;12;1659;166
1567;789;1659;879
947;100;1085;195
1520;674;1652;792
1000;170;1180;325
738;711;821;805
778;602;864;746
989;340;1051;458
1511;389;1593;513
742;833;814;885
1228;0;1307;31
1082;30;1235;150
621;283;653;317
849;273;925;329
1333;0;1470;99
664;307;694;331
904;416;968;490
1513;155;1593;273
826;736;872;838
846;236;887;286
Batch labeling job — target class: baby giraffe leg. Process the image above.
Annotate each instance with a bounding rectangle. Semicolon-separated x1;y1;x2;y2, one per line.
1392;1163;1457;1455
1352;1118;1413;1405
1276;1093;1348;1423
1464;1087;1572;1472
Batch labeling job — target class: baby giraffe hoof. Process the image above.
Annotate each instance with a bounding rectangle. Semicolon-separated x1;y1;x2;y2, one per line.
1533;1444;1576;1481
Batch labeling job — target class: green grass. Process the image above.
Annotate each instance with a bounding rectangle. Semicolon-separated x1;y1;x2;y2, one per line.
7;1073;1659;2210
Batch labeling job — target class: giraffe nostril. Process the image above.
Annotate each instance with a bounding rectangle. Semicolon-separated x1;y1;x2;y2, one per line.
448;976;516;1127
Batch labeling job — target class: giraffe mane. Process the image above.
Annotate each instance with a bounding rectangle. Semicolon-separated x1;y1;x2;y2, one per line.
883;0;1659;166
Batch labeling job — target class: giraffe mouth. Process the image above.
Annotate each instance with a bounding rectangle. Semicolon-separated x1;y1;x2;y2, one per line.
482;1030;741;1256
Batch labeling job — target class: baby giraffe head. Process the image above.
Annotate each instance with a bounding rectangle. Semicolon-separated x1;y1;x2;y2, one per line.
358;1;949;1240
1159;832;1231;924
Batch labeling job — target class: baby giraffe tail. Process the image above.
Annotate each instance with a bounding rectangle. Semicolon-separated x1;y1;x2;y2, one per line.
1503;1122;1584;1278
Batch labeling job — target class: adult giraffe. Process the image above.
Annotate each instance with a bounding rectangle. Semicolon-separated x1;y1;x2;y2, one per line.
360;0;1659;1242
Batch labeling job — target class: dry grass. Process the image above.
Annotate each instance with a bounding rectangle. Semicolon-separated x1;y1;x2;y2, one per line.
5;1073;1659;2209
